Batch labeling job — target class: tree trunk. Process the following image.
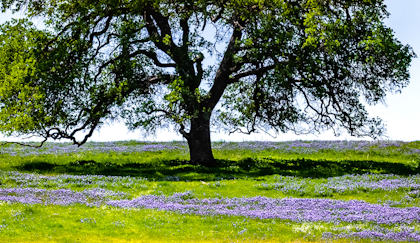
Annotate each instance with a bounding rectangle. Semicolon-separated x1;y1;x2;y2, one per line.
187;115;217;167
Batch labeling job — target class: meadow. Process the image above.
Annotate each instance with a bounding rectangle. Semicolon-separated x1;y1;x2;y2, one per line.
0;140;420;242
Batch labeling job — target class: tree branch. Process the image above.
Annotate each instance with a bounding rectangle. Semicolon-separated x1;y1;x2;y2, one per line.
205;16;246;109
88;15;113;44
180;18;190;48
193;54;204;81
93;49;175;83
0;138;48;148
227;64;277;84
150;10;174;43
179;123;190;140
142;108;190;139
137;50;177;67
144;8;195;78
144;10;168;51
144;8;177;54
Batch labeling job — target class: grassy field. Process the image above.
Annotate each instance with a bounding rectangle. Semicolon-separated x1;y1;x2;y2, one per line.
0;140;419;242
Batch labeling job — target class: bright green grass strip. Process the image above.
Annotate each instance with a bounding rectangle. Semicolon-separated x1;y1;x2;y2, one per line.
0;202;327;243
0;202;404;243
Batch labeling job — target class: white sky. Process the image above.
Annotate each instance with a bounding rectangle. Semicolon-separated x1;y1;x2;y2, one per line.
0;0;419;142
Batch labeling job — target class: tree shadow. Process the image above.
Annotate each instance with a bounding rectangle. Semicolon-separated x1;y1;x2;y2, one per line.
14;157;420;181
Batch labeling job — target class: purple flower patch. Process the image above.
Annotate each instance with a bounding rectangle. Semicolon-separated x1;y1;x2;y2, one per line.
107;193;420;225
0;188;126;207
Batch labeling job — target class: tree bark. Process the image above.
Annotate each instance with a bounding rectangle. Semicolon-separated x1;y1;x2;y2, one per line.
187;115;217;167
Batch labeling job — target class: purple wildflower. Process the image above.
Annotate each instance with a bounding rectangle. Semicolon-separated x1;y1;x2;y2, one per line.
107;194;420;225
0;188;126;206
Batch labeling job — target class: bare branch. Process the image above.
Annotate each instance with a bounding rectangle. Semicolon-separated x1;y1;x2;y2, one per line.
0;138;48;148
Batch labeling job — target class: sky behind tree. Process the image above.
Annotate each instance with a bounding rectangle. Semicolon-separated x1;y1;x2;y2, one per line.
0;0;418;142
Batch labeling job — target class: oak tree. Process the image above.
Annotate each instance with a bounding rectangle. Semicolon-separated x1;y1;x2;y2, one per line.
0;0;415;166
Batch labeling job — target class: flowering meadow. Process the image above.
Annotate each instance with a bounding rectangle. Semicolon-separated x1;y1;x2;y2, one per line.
0;140;419;242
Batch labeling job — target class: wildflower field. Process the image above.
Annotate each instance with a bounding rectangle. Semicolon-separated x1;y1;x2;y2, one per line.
0;140;420;243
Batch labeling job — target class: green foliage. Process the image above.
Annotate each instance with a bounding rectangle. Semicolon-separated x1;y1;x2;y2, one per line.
220;0;415;137
0;19;52;135
0;0;415;149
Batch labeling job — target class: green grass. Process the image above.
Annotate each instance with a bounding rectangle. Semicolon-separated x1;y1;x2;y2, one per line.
0;140;419;242
2;152;419;179
0;203;316;243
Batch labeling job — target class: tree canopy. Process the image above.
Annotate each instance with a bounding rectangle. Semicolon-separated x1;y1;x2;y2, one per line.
0;0;415;166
